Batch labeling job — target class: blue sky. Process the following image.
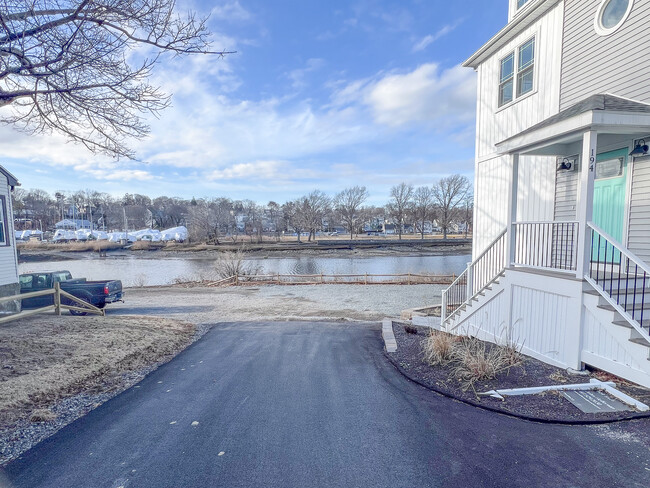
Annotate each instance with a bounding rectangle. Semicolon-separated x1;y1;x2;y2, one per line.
0;0;507;205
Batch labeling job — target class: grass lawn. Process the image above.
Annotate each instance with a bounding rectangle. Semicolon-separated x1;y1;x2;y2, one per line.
0;314;195;428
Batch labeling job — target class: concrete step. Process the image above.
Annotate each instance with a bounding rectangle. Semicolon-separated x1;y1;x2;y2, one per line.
590;277;650;292
613;318;650;330
598;302;650;313
629;337;650;349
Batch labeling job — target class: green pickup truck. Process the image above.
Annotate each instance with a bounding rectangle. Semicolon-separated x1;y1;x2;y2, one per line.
19;270;124;315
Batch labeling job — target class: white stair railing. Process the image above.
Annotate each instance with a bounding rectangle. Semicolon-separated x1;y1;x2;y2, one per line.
442;229;507;326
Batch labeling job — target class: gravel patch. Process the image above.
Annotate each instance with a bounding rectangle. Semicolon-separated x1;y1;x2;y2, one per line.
112;284;445;323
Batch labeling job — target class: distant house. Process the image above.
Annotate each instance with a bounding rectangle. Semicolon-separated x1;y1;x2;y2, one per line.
442;0;650;388
55;219;95;230
0;166;20;313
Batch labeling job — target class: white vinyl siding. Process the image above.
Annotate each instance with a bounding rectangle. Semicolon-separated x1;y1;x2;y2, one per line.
561;0;650;109
475;2;563;160
627;156;650;262
473;154;555;258
0;174;18;287
554;160;580;221
474;156;511;258
517;156;556;222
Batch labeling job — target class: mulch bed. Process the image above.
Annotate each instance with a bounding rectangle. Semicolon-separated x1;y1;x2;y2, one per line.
388;323;650;423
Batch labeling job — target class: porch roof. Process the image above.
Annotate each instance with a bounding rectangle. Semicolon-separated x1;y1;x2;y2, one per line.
496;94;650;156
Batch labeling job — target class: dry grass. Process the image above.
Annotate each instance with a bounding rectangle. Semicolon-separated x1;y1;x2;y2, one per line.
18;241;122;252
451;337;509;391
422;332;523;391
0;314;195;428
130;241;165;251
214;249;262;279
29;409;57;423
422;330;457;365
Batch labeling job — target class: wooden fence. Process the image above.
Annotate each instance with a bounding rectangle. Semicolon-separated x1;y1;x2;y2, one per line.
0;282;104;325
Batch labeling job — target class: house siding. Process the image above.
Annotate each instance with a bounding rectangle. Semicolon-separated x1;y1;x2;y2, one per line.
472;3;562;257
474;154;556;258
628;156;650;262
476;2;563;160
0;174;18;288
474;156;511;257
554;160;579;221
560;0;650;109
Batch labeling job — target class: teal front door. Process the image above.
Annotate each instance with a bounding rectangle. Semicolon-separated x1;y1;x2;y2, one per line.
592;148;628;260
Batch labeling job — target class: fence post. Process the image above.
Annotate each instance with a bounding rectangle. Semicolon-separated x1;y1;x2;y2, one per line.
441;291;447;329
321;273;324;284
54;282;61;316
364;273;368;285
407;273;411;285
505;153;519;268
466;262;474;299
235;274;239;286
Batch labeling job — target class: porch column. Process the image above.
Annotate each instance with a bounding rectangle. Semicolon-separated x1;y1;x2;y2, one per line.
505;153;519;268
576;130;597;279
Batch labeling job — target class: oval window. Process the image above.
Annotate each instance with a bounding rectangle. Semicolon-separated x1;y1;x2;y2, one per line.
595;0;633;35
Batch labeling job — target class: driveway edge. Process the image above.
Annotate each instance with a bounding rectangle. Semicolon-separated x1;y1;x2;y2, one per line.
381;319;397;352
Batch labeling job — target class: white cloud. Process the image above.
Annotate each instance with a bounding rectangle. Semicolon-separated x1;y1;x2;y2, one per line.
211;1;251;21
412;19;465;52
0;39;477;199
207;160;286;180
286;58;326;89
364;63;476;128
84;169;155;181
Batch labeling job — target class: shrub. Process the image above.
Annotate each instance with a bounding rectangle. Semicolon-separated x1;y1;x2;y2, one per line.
450;337;511;391
404;324;418;334
29;409;57;423
422;330;456;365
213;249;261;280
130;241;151;251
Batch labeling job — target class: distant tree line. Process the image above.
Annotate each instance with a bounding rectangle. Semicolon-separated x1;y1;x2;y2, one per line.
11;175;473;242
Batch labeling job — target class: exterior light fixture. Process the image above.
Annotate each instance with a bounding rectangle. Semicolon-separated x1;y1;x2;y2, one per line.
630;139;649;157
557;158;573;171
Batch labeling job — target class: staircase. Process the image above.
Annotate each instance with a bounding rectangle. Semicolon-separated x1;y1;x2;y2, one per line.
439;222;650;388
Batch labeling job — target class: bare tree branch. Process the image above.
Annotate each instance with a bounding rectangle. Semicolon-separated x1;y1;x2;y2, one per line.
0;0;236;159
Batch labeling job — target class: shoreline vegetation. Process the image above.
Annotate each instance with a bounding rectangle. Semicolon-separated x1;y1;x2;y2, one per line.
17;236;472;263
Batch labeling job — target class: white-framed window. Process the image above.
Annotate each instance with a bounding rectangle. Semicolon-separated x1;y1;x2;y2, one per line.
517;0;531;8
517;38;535;97
499;53;515;106
498;36;536;107
594;0;633;36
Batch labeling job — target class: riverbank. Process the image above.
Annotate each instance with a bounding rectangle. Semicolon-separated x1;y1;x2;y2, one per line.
18;238;471;263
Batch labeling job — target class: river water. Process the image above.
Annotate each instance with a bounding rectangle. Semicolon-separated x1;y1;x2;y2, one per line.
18;253;472;287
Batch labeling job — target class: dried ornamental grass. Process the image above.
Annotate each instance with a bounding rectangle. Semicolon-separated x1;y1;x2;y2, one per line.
450;337;503;391
422;330;457;365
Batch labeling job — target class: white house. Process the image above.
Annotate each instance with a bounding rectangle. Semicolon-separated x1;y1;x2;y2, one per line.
441;0;650;387
0;165;20;313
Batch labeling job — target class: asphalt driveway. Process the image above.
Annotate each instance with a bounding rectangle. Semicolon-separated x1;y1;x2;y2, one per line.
2;321;649;487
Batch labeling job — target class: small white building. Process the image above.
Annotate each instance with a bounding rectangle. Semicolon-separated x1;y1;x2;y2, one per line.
441;0;650;387
0;166;20;313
